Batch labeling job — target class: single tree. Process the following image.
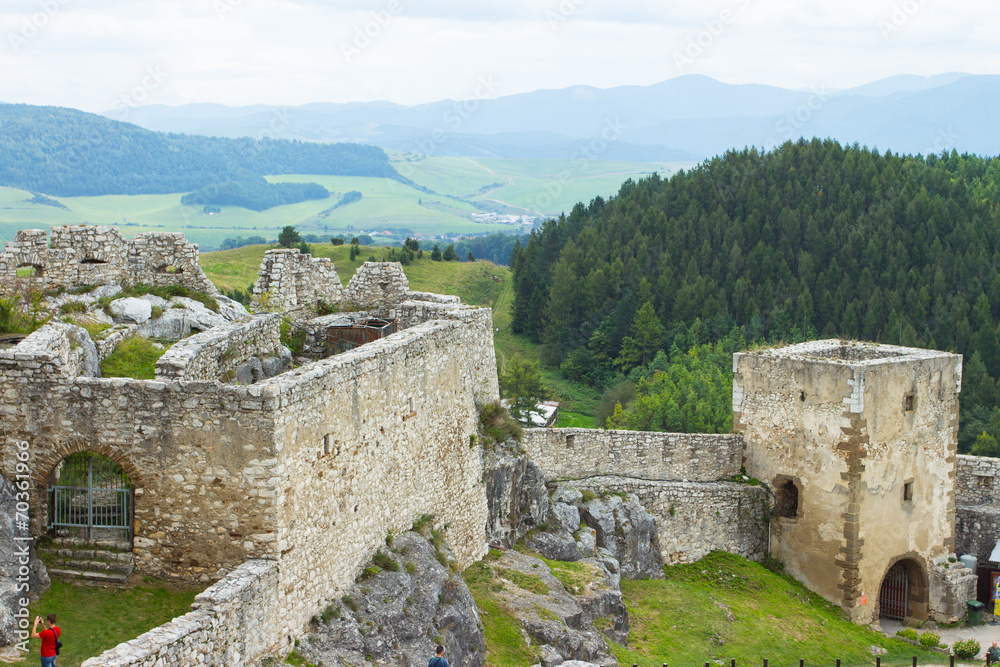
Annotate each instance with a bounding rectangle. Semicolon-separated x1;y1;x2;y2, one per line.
431;244;442;261
298;240;311;255
278;225;301;248
500;356;549;424
331;237;344;246
442;244;456;261
467;251;475;262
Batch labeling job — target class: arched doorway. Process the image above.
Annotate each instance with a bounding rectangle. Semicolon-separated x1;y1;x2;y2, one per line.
48;452;133;544
878;558;929;621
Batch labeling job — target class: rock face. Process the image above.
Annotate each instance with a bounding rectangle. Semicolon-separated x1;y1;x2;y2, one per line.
299;532;486;667
484;444;550;549
528;485;665;581
110;297;152;324
491;549;628;667
0;476;49;646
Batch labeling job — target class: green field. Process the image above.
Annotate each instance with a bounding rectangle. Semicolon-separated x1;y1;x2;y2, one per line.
0;157;690;248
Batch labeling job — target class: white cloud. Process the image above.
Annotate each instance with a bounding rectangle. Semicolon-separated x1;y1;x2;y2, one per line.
0;0;996;112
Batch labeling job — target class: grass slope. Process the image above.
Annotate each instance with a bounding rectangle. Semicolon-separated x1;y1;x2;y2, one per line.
614;552;925;667
19;580;199;667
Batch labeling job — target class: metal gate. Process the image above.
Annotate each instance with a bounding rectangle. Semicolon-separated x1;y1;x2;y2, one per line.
48;453;133;543
880;562;909;620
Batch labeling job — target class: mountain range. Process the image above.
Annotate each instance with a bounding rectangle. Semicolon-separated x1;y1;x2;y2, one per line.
102;73;1000;161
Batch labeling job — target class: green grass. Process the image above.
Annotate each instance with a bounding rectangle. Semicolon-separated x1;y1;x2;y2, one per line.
99;336;169;379
504;570;550;595
613;552;929;667
554;411;598;428
18;580;199;667
462;550;540;667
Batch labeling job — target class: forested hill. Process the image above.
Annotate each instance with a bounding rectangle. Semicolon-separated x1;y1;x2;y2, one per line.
0;104;399;197
511;139;1000;450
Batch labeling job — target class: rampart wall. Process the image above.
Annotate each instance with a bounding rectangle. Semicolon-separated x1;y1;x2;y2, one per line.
155;315;280;382
0;226;216;295
521;428;744;482
81;560;281;667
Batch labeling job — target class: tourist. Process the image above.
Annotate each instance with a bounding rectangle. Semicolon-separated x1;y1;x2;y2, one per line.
31;613;61;667
987;640;1000;665
428;644;449;667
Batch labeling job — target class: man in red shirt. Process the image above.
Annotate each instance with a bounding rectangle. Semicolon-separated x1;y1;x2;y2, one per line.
31;613;60;667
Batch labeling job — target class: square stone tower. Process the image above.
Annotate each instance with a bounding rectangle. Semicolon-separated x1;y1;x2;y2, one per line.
734;340;964;624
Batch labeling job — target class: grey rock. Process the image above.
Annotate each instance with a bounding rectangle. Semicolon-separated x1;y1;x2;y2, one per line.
594;549;621;590
109;297;152;324
484;448;550;548
581;494;664;580
138;303;227;339
259;353;291;378
0;477;49;646
526;528;581;562
66;325;100;377
560;662;603;667
90;285;122;300
551;502;581;534
215;295;250;321
551;484;583;506
541;644;565;666
299;531;485;667
139;294;169;309
233;357;263;384
575;527;597;558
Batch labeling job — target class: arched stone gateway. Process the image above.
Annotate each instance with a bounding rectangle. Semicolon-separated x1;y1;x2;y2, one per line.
878;556;930;622
46;451;134;545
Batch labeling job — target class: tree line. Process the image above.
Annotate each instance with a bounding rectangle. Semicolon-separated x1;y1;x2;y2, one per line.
510;139;1000;452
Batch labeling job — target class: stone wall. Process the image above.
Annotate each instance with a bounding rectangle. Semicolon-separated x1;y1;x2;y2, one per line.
81;560;281;667
155;315;280;383
343;262;410;313
300;311;374;357
571;477;768;564
251;249;343;313
521;428;743;483
956;454;1000;506
0;227;216;295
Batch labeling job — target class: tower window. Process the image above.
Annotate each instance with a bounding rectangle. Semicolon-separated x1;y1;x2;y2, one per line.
775;476;801;519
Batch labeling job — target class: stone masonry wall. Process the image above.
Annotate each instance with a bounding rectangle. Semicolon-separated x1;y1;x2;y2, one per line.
267;307;497;643
573;476;768;564
956;454;1000;506
343;262;409;314
155;315;280;382
521;428;743;483
251;249;344;313
81;560;281;667
0;226;216;296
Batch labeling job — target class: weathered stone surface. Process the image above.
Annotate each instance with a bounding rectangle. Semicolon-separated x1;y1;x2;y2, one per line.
551;500;581;533
527;528;582;562
491;549;627;667
0;475;49;646
299;532;485;667
66;325;100;378
581;495;664;580
484;447;549;549
110;297;152;324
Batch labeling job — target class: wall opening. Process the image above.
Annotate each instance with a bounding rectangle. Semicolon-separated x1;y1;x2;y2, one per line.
903;480;914;503
157;265;183;274
16;263;43;278
47;451;134;545
878;558;929;621
774;476;801;519
566;434;576;448
80;257;108;265
904;393;915;413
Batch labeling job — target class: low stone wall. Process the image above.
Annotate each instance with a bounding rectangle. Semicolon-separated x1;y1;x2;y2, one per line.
0;227;216;296
956;454;1000;506
956;506;1000;563
404;291;460;304
251;249;343;313
572;476;769;564
389;299;470;330
521;428;743;483
344;262;409;313
0;323;94;380
155;315;279;383
81;560;281;667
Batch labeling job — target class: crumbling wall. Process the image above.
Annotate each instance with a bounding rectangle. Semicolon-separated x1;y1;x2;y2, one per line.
0;226;217;295
155;315;280;383
956;454;1000;506
81;560;281;667
343;261;409;313
521;429;743;482
251;249;343;312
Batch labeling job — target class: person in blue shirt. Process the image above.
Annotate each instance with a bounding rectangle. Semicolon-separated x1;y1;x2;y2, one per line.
428;644;448;667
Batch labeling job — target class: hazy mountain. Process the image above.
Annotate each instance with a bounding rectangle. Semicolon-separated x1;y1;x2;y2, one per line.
104;73;999;161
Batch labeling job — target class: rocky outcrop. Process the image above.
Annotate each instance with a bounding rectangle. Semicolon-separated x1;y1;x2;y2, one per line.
299;532;486;667
0;476;49;646
490;549;628;667
484;444;550;549
527;484;665;581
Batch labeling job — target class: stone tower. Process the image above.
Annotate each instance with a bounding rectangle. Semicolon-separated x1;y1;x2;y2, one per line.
734;340;969;624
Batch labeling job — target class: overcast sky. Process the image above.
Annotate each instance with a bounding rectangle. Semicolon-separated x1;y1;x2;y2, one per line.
0;0;996;112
